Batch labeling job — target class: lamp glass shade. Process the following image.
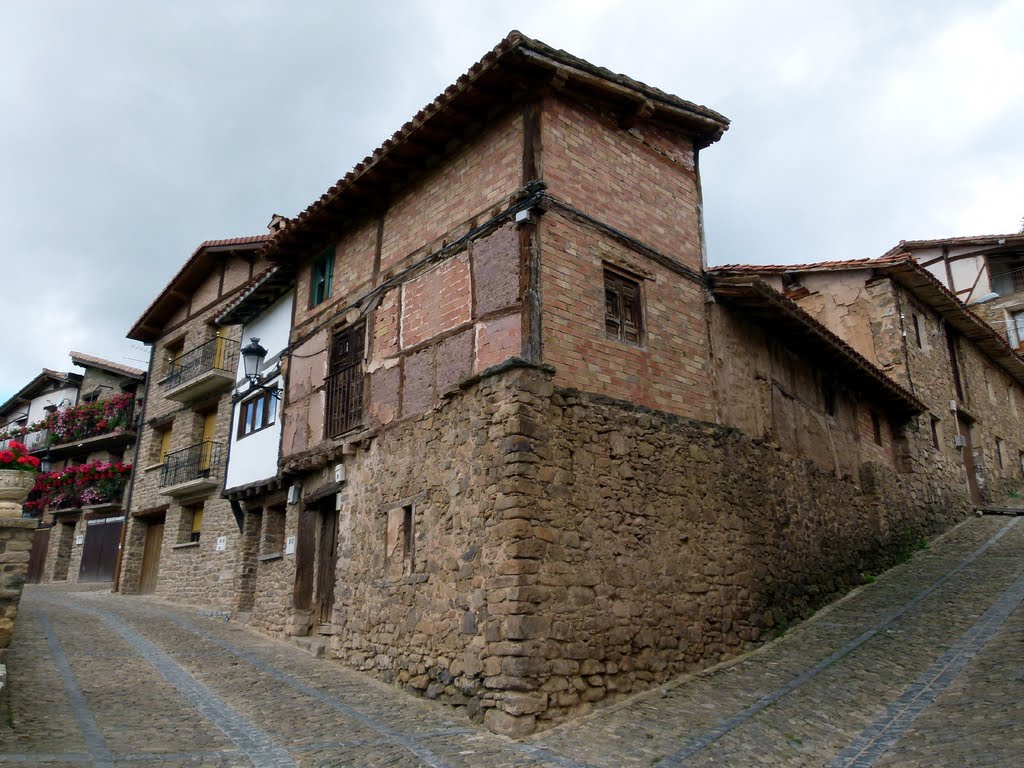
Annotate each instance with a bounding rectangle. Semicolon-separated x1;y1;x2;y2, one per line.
241;338;267;380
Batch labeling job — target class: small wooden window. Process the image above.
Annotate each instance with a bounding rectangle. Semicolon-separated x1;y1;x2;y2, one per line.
310;248;334;308
237;392;277;439
996;438;1004;469
1019;451;1024;480
151;425;173;464
930;416;940;450
604;269;644;345
182;503;203;544
326;322;365;437
871;411;883;446
912;314;922;348
822;379;837;417
164;339;184;378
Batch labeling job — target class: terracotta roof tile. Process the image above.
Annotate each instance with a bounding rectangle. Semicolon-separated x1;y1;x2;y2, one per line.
262;31;729;264
69;351;145;379
712;255;1024;389
710;276;924;416
128;233;271;343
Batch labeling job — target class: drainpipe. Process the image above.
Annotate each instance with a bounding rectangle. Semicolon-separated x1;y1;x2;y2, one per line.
111;351;153;592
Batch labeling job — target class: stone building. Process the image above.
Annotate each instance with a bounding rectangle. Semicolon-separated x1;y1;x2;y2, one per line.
116;235;271;604
888;232;1024;349
190;32;979;735
711;254;1024;507
2;354;143;584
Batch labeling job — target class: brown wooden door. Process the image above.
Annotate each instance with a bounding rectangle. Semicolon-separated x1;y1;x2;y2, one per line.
315;504;340;625
958;416;982;506
293;504;315;613
139;519;165;594
78;516;123;583
26;526;50;584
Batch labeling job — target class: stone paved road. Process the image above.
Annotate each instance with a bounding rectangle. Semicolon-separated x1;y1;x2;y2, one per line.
2;515;1023;767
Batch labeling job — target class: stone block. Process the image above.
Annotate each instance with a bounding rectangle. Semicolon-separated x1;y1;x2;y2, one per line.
483;708;536;738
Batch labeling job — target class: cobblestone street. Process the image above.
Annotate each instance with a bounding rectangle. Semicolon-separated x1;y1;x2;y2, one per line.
2;515;1023;767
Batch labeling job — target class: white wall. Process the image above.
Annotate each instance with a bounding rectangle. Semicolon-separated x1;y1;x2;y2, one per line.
225;291;293;491
27;386;79;425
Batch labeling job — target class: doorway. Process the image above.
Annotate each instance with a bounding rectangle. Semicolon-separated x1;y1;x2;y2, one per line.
314;503;340;625
27;525;50;584
139;517;165;594
958;415;982;506
292;499;340;630
78;515;123;583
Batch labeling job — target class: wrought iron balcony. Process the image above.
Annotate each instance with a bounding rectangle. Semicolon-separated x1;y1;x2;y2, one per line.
990;266;1024;297
159;441;224;498
163;337;239;403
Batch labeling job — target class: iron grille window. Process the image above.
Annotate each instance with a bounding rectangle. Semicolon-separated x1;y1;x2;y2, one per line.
604;269;644;345
311;248;334;307
326;322;365;437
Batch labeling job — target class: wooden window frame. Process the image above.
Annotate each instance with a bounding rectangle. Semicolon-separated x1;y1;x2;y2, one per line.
237;391;277;440
912;314;922;348
930;416;940;451
181;503;203;544
1011;309;1024;351
822;378;838;418
310;248;334;308
604;268;644;346
870;411;883;446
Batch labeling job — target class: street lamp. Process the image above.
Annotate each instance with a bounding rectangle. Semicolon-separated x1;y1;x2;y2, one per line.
239;338;281;400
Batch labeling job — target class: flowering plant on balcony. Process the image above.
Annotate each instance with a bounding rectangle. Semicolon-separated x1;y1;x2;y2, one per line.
0;418;49;443
46;393;136;445
0;441;41;472
22;460;132;513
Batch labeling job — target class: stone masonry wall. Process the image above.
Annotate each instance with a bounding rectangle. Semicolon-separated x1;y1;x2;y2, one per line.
782;272;1023;507
0;520;35;660
120;249;268;606
484;367;970;734
303;365;545;729
263;362;971;737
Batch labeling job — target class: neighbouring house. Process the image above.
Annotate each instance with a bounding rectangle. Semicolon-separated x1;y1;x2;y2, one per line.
889;233;1024;350
164;31;978;737
3;353;144;584
0;369;82;455
711;253;1024;507
216;263;296;620
116;235;271;603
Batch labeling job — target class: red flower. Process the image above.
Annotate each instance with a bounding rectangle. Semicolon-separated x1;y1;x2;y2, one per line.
0;450;13;464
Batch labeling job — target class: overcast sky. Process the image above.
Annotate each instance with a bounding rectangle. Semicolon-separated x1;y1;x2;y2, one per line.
2;0;1022;400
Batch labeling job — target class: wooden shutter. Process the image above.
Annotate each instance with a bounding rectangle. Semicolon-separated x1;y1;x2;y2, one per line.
159;429;173;462
604;270;643;344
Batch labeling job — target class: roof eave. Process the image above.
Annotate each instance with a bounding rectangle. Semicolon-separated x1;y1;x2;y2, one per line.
260;31;729;266
710;276;925;418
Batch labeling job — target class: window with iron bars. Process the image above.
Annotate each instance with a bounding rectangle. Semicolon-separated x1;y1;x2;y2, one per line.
326;322;365;438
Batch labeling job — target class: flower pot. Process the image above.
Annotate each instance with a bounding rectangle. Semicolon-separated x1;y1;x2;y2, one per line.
0;469;37;518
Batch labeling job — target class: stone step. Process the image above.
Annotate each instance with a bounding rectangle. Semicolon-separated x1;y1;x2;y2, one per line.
315;622;335;636
291;635;328;659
